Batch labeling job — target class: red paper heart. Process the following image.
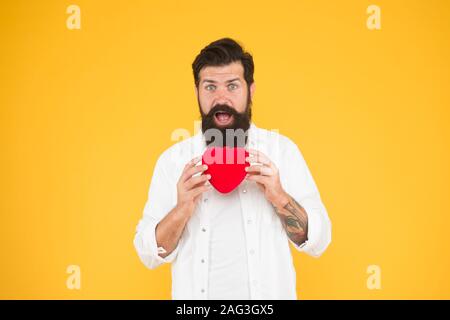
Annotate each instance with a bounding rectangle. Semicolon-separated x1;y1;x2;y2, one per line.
202;146;250;194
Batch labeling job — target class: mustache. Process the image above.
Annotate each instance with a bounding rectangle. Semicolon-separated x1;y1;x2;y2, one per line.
203;104;240;118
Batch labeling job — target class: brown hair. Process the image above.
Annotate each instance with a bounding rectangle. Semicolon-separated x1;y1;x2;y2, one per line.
192;38;254;87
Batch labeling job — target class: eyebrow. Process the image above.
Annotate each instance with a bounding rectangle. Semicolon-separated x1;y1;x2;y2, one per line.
201;77;241;84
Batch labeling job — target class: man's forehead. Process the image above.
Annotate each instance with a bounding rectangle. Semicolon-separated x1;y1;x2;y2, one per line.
200;62;244;81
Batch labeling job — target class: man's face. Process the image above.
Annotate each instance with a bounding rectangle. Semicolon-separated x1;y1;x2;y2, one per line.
196;62;255;144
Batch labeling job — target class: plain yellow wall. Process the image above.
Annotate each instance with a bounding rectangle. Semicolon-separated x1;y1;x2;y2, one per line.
1;0;449;299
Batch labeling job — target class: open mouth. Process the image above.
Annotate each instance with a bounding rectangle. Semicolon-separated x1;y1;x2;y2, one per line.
214;110;234;126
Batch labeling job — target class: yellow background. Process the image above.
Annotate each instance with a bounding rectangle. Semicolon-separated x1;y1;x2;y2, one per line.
1;0;449;299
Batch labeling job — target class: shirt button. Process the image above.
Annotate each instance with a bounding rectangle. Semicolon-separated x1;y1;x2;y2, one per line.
243;189;247;193
203;198;208;203
247;219;252;225
202;227;206;232
201;259;205;263
201;288;205;293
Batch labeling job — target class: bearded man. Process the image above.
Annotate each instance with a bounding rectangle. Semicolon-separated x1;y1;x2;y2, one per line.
134;38;332;300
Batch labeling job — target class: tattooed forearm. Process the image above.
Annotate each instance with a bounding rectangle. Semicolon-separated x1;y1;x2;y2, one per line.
275;196;308;246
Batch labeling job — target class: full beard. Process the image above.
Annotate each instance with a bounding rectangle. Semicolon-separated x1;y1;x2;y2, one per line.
199;92;252;148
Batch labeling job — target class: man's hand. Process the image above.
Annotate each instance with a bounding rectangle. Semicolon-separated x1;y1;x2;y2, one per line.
245;149;290;209
245;149;309;246
155;156;212;258
176;156;212;217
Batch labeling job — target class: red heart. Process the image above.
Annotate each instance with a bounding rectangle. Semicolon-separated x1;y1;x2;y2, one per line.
202;146;250;194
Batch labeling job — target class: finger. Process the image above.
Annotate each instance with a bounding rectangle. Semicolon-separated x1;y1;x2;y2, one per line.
180;164;208;183
245;164;263;173
260;166;276;176
189;184;212;198
246;150;272;166
246;166;275;176
247;153;278;174
185;173;211;190
180;156;202;178
246;174;270;185
245;165;276;176
184;156;202;168
192;180;211;203
246;165;276;176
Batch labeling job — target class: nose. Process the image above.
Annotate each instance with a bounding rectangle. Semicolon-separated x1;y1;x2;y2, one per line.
213;88;232;107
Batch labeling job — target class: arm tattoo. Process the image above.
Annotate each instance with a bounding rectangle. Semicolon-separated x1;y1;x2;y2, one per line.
275;197;308;246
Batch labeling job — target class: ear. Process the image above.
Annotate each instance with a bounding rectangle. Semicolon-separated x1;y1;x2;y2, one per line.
249;82;256;100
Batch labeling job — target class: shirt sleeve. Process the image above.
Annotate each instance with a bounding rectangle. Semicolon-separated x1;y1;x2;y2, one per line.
280;138;332;258
133;152;180;269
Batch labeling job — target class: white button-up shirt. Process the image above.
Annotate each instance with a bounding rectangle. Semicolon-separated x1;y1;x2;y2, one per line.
134;123;332;299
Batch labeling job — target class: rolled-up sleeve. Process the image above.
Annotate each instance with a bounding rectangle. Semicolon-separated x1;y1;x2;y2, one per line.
133;153;179;269
280;138;332;258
